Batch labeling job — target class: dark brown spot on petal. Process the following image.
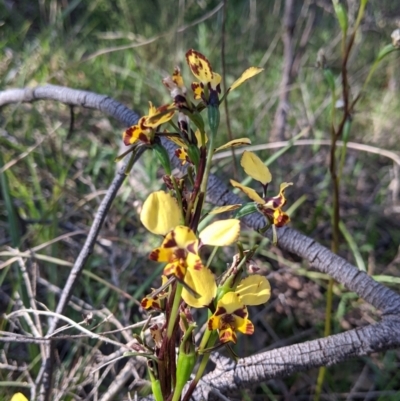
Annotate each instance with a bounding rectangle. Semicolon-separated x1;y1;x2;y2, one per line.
214;306;227;317
163;232;177;248
174;263;186;280
275;213;290;227
192;259;203;270
123;127;134;145
141;298;150;308
163;262;176;276
149;249;161;261
139;117;147;130
138;132;150;144
233;306;247;319
175;249;186;259
221;314;235;325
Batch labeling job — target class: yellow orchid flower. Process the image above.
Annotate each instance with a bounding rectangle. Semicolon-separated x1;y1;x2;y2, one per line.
123;102;175;145
162;66;187;99
147;218;241;280
231;151;292;227
141;276;169;310
208;275;270;343
149;225;202;280
208;292;253;344
172;129;207;165
185;49;263;104
147;225;218;308
141;190;240;305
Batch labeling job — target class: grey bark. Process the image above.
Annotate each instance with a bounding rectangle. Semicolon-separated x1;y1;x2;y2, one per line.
1;85;400;401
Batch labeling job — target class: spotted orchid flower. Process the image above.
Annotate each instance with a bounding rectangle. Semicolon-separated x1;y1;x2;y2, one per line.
185;49;263;105
123;102;175;146
208;275;271;343
140;191;241;308
231;151;292;228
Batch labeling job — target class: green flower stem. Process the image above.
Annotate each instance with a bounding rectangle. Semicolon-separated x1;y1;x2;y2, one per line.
186;147;207;228
171;175;184;224
353;45;399;109
148;364;163;401
316;9;356;398
172;324;196;401
353;0;368;34
167;282;183;339
200;119;217;196
205;246;219;269
198;327;212;354
182;331;218;401
199;103;220;197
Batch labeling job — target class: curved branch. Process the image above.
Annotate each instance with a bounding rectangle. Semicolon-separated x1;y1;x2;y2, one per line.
0;85;140;127
1;85;400;401
193;319;400;400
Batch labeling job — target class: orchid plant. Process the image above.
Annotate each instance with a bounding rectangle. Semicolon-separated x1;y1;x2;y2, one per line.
122;50;292;401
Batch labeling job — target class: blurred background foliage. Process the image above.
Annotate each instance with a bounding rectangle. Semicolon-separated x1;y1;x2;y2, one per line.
1;0;400;399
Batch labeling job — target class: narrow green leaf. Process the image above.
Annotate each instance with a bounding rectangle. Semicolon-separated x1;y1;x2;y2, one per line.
333;3;348;35
153;143;172;175
234;203;259;219
0;153;20;247
376;44;398;62
323;68;336;92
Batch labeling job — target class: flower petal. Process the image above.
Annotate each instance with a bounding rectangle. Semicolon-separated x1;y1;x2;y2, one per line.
241;151;272;185
186;251;203;271
149;246;174;262
166;135;187;148
163;260;186;280
140;191;182;235
219;326;237;343
218;291;243;313
146;103;175;127
162;67;187;98
209;205;242;215
229;67;263;92
141;295;161;310
191;82;203;100
264;182;293;209
194;129;208;146
236;275;271;305
172;226;199;253
230;179;266;204
235;316;254;335
123;117;151;145
186;49;221;89
199;219;240;246
272;208;291;227
182;267;217;308
175;147;189;165
215;138;251;152
11;394;28;401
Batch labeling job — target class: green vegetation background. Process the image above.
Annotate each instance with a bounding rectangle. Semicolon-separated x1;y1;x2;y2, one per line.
1;0;400;399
